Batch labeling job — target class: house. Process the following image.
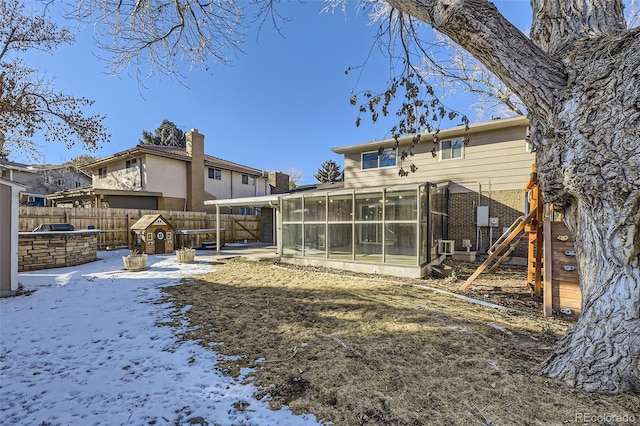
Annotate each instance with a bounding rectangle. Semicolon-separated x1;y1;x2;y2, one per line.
332;115;533;256
1;178;26;297
0;159;91;206
208;115;533;278
47;129;289;213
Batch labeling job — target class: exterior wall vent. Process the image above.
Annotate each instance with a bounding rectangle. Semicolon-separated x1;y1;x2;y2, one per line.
438;240;455;255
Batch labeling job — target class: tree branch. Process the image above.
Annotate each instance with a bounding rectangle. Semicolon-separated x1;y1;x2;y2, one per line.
387;0;567;116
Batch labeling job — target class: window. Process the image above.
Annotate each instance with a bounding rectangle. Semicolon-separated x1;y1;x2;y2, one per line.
98;167;107;179
56;178;64;186
75;181;82;188
1;169;7;179
242;174;256;185
208;168;222;180
362;148;396;170
440;139;464;160
238;207;253;215
126;159;137;169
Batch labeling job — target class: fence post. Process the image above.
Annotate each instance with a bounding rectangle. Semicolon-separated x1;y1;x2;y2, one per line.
126;213;132;249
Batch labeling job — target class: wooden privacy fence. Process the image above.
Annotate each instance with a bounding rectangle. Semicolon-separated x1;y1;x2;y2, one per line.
19;206;261;249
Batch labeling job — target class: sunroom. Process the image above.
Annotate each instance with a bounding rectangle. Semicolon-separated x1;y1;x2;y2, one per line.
278;182;449;278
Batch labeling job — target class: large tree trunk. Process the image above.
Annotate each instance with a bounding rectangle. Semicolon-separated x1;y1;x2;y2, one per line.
388;0;640;393
535;28;640;393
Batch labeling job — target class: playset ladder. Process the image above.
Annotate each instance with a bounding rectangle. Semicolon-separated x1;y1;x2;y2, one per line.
461;163;544;295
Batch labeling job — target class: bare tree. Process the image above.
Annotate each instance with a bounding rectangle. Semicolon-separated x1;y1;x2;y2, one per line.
283;168;303;189
73;0;639;394
419;31;526;121
0;0;109;158
65;154;99;168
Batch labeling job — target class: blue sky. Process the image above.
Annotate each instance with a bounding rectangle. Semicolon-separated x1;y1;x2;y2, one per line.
16;0;532;184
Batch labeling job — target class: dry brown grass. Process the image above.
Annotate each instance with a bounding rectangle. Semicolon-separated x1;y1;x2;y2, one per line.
161;259;639;425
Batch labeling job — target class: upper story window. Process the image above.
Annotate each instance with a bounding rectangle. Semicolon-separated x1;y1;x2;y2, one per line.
208;168;222;180
1;169;7;179
242;174;256;185
126;159;137;169
362;148;396;170
440;139;464;160
98;167;107;179
56;178;64;186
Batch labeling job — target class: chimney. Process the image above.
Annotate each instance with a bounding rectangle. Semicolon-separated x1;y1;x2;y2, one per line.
185;129;205;211
268;171;290;194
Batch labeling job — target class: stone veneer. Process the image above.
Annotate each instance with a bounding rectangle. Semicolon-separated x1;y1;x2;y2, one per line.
18;230;101;272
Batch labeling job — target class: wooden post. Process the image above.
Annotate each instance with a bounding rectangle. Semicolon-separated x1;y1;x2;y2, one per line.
126;214;132;249
543;217;553;317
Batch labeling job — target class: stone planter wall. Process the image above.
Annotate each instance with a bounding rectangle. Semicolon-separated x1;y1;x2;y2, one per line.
18;231;101;272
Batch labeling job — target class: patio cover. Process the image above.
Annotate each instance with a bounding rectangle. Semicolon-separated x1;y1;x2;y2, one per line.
204;195;280;252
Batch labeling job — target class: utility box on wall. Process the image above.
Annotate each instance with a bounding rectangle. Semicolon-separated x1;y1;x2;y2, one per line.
477;206;489;227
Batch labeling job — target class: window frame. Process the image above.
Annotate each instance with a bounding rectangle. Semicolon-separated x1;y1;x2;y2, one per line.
361;148;397;170
98;167;107;179
242;174;256;185
439;139;464;161
125;159;137;170
208;168;222;180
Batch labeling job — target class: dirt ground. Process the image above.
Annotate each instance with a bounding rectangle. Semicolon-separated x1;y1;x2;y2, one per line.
161;258;639;425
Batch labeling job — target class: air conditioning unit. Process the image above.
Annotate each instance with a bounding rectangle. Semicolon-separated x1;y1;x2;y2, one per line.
437;240;455;255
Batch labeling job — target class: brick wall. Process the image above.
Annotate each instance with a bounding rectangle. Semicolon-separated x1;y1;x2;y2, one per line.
18;232;99;272
448;189;528;257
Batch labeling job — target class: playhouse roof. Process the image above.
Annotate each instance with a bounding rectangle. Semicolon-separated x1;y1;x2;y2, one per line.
130;214;173;231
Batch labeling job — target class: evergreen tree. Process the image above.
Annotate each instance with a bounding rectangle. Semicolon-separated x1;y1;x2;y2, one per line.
140;120;185;148
314;160;343;183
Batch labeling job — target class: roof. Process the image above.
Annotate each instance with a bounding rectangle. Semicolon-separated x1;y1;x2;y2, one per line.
332;115;529;155
28;164;91;178
0;159;37;173
204;155;264;176
0;177;27;189
204;194;280;207
83;143;266;177
130;214;173;230
84;144;192;169
47;187;162;200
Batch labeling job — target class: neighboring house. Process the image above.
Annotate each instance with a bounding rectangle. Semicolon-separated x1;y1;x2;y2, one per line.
211;115;533;278
0;159;91;206
0;178;26;297
47;129;289;213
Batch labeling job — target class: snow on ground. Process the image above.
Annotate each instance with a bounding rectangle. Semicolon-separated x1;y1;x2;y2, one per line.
0;250;321;425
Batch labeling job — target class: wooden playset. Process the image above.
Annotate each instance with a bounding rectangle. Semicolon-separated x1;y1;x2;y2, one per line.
460;164;582;316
